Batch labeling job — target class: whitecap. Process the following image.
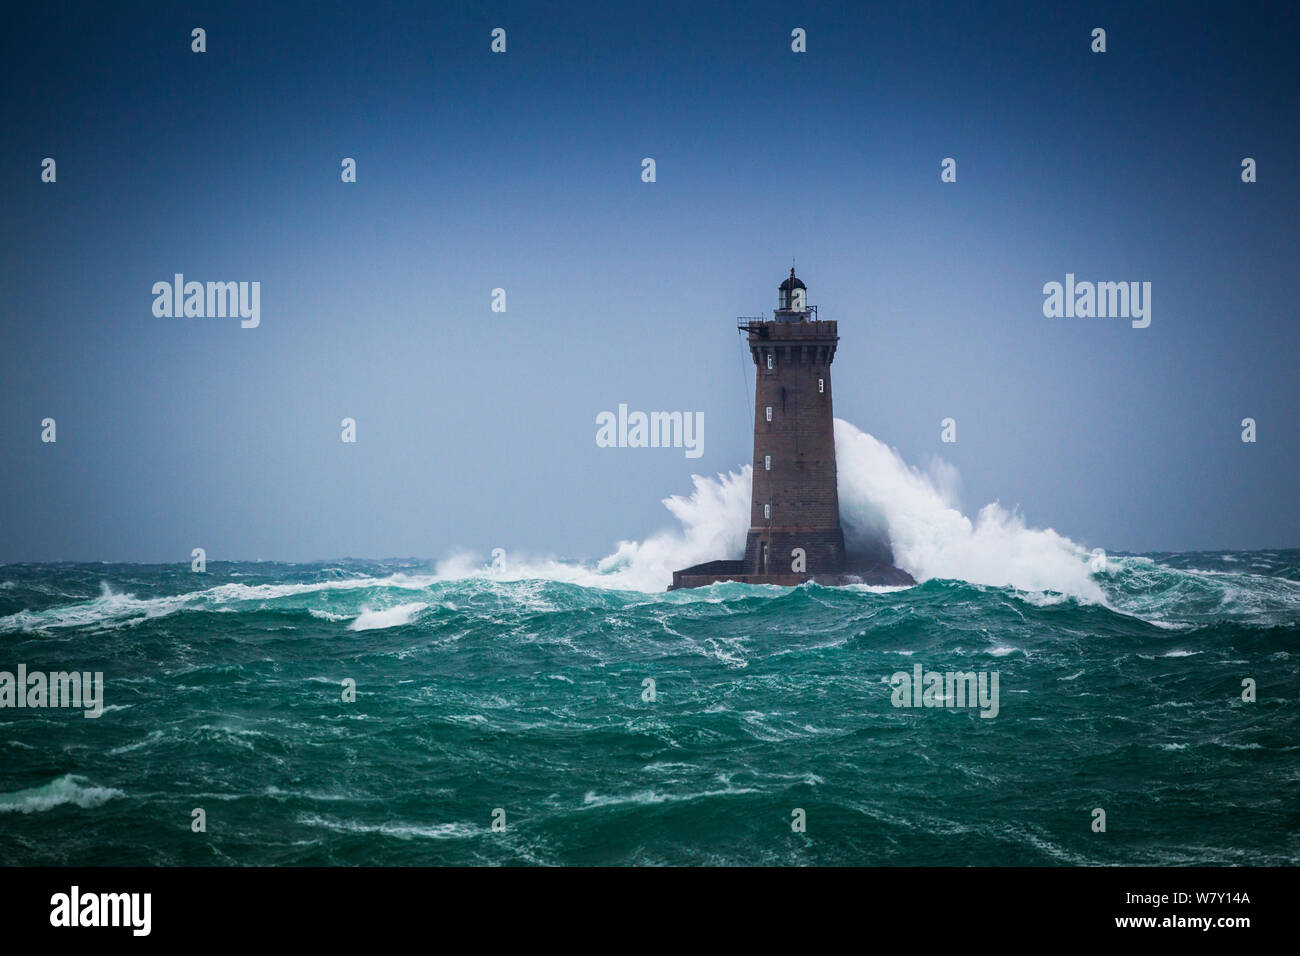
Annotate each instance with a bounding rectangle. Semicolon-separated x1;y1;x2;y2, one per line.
0;773;124;814
348;602;427;631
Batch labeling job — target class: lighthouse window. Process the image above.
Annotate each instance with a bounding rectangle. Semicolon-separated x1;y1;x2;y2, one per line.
763;503;771;519
819;378;824;394
764;455;771;471
766;354;774;370
765;406;773;422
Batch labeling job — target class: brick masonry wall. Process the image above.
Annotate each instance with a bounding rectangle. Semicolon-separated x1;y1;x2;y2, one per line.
744;320;846;574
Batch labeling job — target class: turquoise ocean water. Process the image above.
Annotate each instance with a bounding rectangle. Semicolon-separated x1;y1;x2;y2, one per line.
1;551;1297;865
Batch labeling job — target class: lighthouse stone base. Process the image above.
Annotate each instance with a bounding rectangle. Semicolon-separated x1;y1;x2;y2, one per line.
668;558;916;590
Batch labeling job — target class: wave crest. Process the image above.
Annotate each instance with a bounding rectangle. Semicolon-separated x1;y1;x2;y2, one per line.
0;774;124;814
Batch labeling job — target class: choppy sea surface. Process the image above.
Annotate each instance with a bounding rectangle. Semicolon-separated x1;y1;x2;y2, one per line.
1;551;1297;866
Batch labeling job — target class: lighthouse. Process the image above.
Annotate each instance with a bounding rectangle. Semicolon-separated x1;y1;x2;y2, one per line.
744;267;846;575
670;268;913;589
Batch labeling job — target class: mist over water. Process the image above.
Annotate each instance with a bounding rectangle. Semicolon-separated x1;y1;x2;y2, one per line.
832;421;1105;601
439;418;1105;600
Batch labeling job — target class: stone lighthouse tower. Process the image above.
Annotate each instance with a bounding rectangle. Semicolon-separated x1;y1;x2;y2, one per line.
742;268;846;576
669;268;913;589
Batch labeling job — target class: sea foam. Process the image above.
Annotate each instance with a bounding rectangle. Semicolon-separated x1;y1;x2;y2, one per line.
348;602;428;631
0;774;124;814
448;418;1104;598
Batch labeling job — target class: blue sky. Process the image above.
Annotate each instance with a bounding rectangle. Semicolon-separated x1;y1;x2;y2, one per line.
1;0;1296;562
